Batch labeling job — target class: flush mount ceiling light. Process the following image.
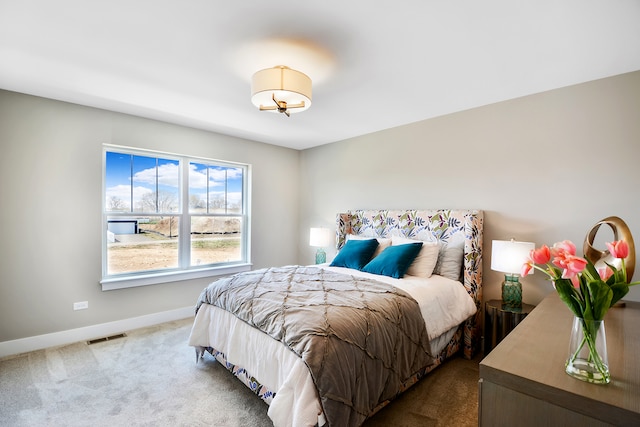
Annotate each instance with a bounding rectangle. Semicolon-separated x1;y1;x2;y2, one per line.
251;65;312;117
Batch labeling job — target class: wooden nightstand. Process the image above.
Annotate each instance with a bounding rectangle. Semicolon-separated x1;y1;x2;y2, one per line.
484;299;535;354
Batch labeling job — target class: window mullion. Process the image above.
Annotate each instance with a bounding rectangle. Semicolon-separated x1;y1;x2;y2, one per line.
179;157;191;269
206;166;210;214
155;157;159;213
129;154;134;212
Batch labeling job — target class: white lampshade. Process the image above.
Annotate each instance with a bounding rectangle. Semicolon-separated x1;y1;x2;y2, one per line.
251;66;312;113
491;239;535;276
309;227;332;247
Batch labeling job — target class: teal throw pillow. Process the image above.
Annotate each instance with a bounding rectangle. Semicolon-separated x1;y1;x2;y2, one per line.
361;242;423;279
330;238;379;270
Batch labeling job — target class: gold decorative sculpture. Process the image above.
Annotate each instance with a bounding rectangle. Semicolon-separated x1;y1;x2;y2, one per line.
583;216;635;280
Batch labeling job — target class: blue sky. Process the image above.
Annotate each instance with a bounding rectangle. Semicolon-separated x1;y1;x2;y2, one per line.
106;151;243;212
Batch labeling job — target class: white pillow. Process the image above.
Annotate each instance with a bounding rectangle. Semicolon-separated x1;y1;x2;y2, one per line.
347;234;392;258
433;234;465;281
391;235;440;278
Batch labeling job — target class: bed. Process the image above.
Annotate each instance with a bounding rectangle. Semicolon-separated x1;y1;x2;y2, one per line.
189;209;483;427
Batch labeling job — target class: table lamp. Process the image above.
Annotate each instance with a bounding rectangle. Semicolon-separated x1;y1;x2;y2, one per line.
309;227;332;264
491;239;535;308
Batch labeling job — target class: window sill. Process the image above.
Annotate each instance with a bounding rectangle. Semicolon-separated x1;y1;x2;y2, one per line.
100;263;252;291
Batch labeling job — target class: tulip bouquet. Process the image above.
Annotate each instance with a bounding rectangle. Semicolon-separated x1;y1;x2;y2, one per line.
522;240;638;321
522;239;639;383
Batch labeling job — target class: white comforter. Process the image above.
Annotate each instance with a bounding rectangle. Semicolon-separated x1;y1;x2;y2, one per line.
188;266;476;427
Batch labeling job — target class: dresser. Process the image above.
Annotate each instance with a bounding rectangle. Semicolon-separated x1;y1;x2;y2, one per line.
479;293;640;426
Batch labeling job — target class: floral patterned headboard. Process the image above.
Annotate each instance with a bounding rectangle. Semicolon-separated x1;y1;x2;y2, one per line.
336;209;483;358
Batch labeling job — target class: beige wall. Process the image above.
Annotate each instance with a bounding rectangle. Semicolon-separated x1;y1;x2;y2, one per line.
0;90;300;342
299;71;640;305
2;70;639;344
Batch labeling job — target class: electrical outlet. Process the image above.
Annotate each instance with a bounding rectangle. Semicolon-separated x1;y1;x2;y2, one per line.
73;301;89;310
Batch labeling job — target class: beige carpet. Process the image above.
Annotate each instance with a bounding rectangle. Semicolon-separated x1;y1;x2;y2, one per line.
0;318;479;426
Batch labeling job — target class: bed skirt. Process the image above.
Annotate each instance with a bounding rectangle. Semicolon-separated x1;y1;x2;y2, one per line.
198;324;463;424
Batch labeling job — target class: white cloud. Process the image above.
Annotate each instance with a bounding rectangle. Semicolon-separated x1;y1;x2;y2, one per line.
106;184;132;202
209;167;243;181
189;165;243;190
133;163;179;187
189;164;208;189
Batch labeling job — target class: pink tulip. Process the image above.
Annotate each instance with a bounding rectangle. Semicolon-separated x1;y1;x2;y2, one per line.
570;275;580;289
598;266;614;281
551;252;568;270
554;252;587;279
606;240;629;259
551;240;577;257
521;261;534;277
530;245;551;264
568;255;588;272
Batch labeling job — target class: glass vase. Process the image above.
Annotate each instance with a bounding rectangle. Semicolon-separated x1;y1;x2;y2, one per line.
565;316;610;384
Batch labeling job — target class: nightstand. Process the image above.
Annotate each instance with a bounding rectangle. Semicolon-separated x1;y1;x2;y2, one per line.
484;299;535;354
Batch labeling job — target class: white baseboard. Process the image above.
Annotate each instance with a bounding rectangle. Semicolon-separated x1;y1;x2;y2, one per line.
0;306;194;359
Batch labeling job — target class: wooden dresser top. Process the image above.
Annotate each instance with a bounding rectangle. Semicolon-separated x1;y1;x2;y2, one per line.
480;292;640;424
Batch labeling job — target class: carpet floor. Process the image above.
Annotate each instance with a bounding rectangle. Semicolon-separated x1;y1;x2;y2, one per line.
0;318;480;426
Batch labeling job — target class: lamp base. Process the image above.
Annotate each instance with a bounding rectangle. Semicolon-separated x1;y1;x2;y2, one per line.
502;274;522;308
315;248;326;264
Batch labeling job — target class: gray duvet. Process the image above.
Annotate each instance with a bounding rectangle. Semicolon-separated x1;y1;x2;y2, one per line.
196;265;434;427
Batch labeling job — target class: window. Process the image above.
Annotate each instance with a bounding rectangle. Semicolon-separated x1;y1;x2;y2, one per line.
102;146;250;290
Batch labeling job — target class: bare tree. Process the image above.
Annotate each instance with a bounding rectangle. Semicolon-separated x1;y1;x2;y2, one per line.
208;195;225;211
138;191;178;213
190;194;206;211
108;196;127;211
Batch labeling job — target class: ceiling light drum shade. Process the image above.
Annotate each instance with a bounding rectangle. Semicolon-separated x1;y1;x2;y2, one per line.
251;66;312;113
491;240;535;275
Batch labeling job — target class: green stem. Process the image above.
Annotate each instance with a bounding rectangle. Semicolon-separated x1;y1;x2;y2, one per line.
577;318;609;381
568;334;587;365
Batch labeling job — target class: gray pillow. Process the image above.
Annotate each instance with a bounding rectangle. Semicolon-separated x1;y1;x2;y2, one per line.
433;234;465;281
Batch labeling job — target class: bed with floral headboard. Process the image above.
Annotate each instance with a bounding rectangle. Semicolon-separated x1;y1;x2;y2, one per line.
189;208;483;427
336;209;483;359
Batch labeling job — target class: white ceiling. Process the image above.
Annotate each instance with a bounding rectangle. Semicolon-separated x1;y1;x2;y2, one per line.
1;1;639;150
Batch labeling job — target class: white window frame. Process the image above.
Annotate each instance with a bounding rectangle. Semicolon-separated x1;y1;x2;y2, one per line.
100;144;251;291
